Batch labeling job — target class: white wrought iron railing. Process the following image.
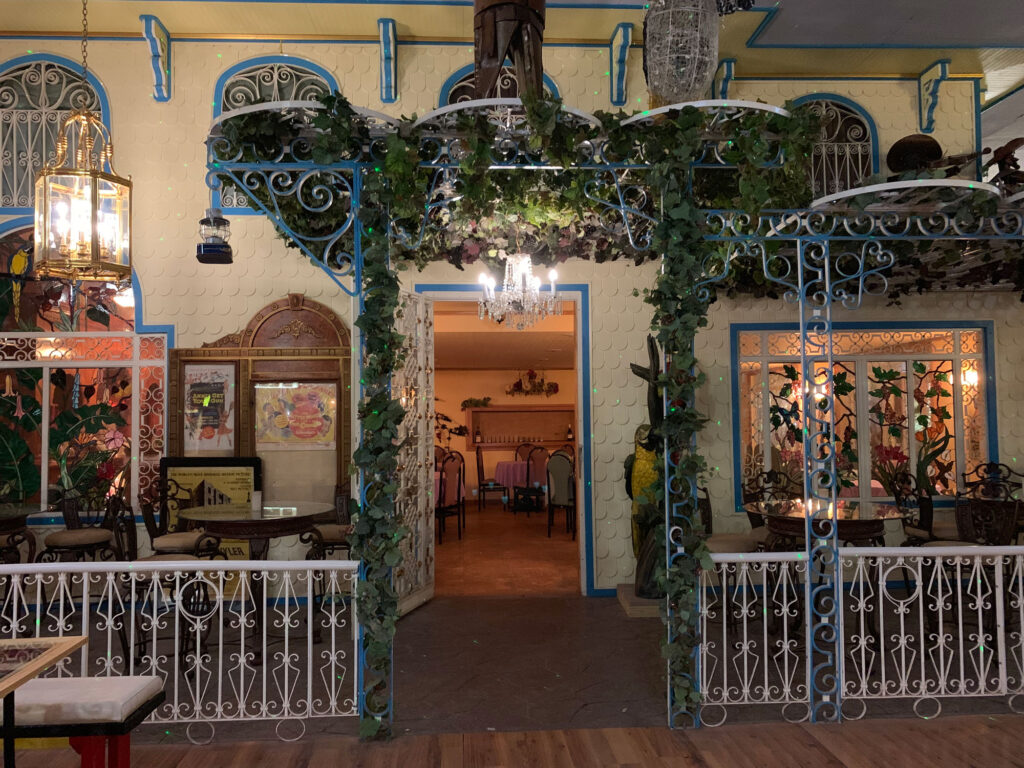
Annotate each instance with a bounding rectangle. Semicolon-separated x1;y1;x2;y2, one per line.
699;547;1024;725
0;560;359;742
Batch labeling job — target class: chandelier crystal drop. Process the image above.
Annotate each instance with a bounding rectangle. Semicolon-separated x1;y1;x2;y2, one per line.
478;254;558;331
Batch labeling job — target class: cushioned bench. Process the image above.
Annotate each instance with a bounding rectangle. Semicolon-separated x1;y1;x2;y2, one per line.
3;676;164;768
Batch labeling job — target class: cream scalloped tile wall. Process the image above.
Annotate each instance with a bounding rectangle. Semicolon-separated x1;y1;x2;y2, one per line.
0;39;990;583
730;79;978;172
697;291;1024;542
410;258;658;591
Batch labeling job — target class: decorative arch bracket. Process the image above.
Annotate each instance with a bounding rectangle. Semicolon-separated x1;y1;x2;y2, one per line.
140;14;172;103
378;18;398;104
608;23;633;107
918;59;950;134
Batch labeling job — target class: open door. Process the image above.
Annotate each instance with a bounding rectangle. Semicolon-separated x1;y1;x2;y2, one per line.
395;292;435;615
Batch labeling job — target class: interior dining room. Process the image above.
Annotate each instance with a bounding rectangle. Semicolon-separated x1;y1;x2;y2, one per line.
431;296;581;597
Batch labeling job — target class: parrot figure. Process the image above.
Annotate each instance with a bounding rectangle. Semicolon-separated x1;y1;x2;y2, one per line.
8;248;30;324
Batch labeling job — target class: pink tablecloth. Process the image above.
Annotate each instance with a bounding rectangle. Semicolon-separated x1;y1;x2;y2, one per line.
494;460;528;490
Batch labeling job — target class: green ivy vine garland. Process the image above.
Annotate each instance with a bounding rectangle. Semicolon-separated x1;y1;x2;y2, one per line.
214;94;828;735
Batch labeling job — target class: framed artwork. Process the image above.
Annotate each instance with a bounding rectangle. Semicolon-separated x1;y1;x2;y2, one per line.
182;362;237;456
255;381;337;451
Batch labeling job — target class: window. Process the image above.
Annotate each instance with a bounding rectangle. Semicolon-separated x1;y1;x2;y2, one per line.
735;326;991;505
212;58;336;212
441;64;557;106
800;98;874;198
0;57;102;212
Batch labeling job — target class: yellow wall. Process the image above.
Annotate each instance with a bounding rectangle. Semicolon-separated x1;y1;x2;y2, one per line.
0;37;986;588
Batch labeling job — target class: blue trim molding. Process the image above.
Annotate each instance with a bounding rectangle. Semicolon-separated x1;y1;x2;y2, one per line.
608;23;632;107
211;55;339;214
0;54;112;216
711;58;735;99
414;282;597;596
728;320;1000;513
377;18;398;104
437;62;560;107
130;271;176;347
139;14;172;102
917;59;949;134
791;92;880;174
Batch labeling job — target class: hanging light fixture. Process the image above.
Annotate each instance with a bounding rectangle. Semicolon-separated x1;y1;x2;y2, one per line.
478;254;558;331
643;0;720;105
33;0;131;285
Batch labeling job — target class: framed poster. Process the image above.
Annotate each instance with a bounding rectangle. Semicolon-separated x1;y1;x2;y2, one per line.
255;382;337;451
183;363;237;456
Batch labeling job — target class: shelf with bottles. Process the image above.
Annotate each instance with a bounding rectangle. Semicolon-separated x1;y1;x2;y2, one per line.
463;404;575;451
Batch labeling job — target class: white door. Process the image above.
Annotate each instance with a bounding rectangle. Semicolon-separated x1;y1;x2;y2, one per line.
394;292;436;615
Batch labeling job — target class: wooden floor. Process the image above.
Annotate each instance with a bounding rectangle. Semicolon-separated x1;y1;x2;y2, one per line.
13;715;1024;767
433;499;579;596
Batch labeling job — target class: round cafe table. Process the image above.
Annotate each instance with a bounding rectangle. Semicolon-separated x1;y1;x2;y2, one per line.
744;499;911;548
178;500;332;560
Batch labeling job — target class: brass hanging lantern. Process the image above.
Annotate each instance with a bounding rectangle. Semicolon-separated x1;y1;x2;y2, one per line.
32;0;131;284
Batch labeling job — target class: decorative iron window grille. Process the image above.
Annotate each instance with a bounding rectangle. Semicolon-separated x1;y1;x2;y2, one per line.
0;60;101;210
217;62;333;209
444;65;553;104
803;99;873;198
736;328;989;505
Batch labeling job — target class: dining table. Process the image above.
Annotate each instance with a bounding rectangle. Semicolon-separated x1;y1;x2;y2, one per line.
178;500;333;559
494;460;529;491
744;499;911;548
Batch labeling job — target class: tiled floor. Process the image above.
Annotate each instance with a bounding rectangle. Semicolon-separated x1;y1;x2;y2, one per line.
434;499;581;597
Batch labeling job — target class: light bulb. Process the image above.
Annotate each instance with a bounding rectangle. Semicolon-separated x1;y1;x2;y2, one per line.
548;269;558;282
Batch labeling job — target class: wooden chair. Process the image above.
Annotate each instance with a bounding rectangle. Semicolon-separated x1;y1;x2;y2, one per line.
37;494;124;563
434;445;447;471
514;443;533;461
546;452;576;538
559;444;575;461
475;447;507;512
512;446;549;516
437;451;465;542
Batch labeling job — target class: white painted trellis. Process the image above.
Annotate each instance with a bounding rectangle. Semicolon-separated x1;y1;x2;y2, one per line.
394;292;436;615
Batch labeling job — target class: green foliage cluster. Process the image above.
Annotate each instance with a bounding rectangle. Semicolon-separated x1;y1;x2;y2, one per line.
216;92;821;731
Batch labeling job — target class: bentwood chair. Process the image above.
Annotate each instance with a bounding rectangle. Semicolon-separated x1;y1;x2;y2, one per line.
134;479;223;560
891;472;954;544
437;451;465;543
546;452;576;538
514;443;534;462
308;483;354;559
739;469;800;548
699;488;762;554
512;446;549;516
475;447;507;512
434;445;447;471
559;444;575;461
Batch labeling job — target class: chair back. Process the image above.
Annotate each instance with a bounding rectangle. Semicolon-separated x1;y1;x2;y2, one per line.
475;447;488;487
526;446;550;487
435;445;446;471
892;471;934;532
547;453;574;506
955;495;1020;545
440;451;465;507
742;469;801;504
515;443;533;461
560;444;575;460
107;494;135;560
697;487;713;535
334;482;351;525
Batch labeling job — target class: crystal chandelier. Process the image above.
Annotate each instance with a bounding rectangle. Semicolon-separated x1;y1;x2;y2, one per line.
33;0;132;284
478;254;558;331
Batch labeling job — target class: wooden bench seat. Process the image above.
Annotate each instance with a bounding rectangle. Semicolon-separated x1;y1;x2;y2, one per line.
3;676;164;768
